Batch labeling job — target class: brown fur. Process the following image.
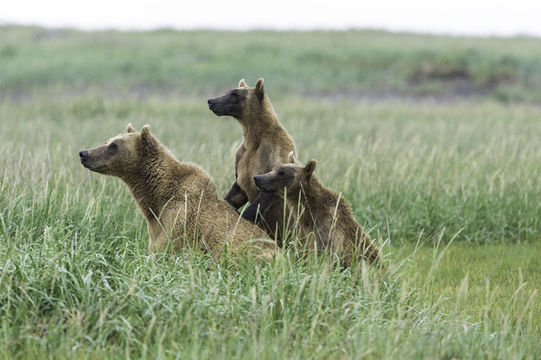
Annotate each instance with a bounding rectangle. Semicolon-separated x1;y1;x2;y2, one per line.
79;124;277;260
208;78;296;242
254;153;382;267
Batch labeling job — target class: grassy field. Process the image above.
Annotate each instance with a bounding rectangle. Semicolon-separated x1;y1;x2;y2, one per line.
3;26;541;102
0;27;540;359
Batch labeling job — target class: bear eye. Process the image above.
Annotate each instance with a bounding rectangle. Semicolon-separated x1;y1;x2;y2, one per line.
278;170;285;176
108;142;118;150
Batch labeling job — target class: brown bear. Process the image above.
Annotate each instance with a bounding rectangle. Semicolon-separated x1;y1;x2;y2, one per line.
253;153;382;267
208;78;296;245
79;124;278;260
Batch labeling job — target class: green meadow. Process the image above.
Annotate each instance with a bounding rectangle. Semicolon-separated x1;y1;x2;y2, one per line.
0;27;540;358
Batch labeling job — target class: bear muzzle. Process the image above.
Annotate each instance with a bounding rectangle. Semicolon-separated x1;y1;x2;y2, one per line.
254;175;275;193
79;150;93;169
207;98;221;115
207;96;239;117
253;175;262;186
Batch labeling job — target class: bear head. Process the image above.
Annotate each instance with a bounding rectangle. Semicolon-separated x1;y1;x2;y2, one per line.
207;78;266;120
79;124;157;178
253;152;317;197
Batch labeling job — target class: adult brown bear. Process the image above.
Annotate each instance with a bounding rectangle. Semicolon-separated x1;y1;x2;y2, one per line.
79;124;277;260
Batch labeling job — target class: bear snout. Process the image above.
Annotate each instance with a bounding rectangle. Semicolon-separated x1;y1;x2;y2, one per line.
254;175;277;193
79;150;88;159
207;99;217;112
254;175;269;191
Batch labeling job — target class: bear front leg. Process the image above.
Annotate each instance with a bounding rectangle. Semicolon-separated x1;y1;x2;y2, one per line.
224;181;249;210
241;192;276;222
241;192;291;247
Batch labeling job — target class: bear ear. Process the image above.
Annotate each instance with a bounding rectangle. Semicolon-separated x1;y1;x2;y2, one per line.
140;124;157;149
238;79;248;88
126;123;136;133
255;78;265;102
141;124;151;136
288;151;296;164
141;124;153;141
304;160;317;179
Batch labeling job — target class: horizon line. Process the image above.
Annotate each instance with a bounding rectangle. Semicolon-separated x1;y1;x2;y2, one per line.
2;22;541;40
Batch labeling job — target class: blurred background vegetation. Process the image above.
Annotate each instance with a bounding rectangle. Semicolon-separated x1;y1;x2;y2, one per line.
2;26;541;102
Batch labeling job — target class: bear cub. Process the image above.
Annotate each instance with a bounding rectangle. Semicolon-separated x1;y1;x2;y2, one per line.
208;78;296;245
254;153;382;267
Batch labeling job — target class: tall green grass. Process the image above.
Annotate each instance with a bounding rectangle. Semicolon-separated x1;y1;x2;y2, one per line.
1;165;540;358
2;98;539;245
1;96;540;358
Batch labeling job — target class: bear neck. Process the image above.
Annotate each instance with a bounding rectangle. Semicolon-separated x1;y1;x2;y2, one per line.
287;176;344;244
239;99;281;148
286;176;328;222
121;144;182;221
